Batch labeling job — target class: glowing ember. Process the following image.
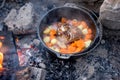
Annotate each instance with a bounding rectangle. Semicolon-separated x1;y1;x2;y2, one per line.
0;52;3;71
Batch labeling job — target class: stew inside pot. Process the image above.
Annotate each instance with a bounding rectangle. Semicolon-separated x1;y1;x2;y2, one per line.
42;17;94;54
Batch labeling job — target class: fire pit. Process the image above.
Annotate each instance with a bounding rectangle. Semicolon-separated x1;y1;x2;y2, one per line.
0;0;120;80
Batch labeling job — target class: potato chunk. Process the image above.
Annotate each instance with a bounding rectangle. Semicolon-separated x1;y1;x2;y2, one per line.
51;38;57;44
43;36;50;43
43;27;51;34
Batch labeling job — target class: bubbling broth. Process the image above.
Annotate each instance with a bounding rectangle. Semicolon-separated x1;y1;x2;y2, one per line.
42;17;94;54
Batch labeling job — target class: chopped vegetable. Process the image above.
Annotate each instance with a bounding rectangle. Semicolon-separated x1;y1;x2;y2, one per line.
51;38;57;44
81;21;88;28
43;27;51;34
61;17;67;23
75;39;85;50
75;47;82;52
85;40;92;48
71;42;76;47
68;46;76;53
43;36;50;43
78;24;83;30
85;34;92;40
60;48;68;53
50;35;55;40
82;28;88;35
50;29;56;36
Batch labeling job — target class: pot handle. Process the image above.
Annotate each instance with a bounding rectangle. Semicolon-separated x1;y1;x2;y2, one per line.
56;53;71;59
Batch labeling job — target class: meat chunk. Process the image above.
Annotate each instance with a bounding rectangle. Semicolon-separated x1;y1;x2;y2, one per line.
57;23;83;43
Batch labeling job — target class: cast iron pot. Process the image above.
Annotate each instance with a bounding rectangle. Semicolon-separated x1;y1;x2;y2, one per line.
38;6;102;59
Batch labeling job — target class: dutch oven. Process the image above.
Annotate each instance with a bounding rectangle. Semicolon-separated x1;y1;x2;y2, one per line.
38;6;102;59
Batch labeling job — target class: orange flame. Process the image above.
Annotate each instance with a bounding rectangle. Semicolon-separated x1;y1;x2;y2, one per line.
0;41;3;71
0;52;3;71
0;42;2;48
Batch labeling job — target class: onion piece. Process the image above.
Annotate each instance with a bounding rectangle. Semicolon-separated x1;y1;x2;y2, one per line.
57;41;66;48
85;40;92;48
82;28;88;35
78;25;83;30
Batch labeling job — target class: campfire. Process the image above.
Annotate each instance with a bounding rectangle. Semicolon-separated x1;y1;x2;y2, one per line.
0;0;120;80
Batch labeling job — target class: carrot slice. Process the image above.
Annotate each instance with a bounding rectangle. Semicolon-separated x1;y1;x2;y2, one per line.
78;40;85;47
85;34;92;40
50;29;56;36
88;28;92;34
68;46;76;53
71;42;77;47
75;47;82;52
60;48;68;53
50;35;55;40
61;17;67;23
